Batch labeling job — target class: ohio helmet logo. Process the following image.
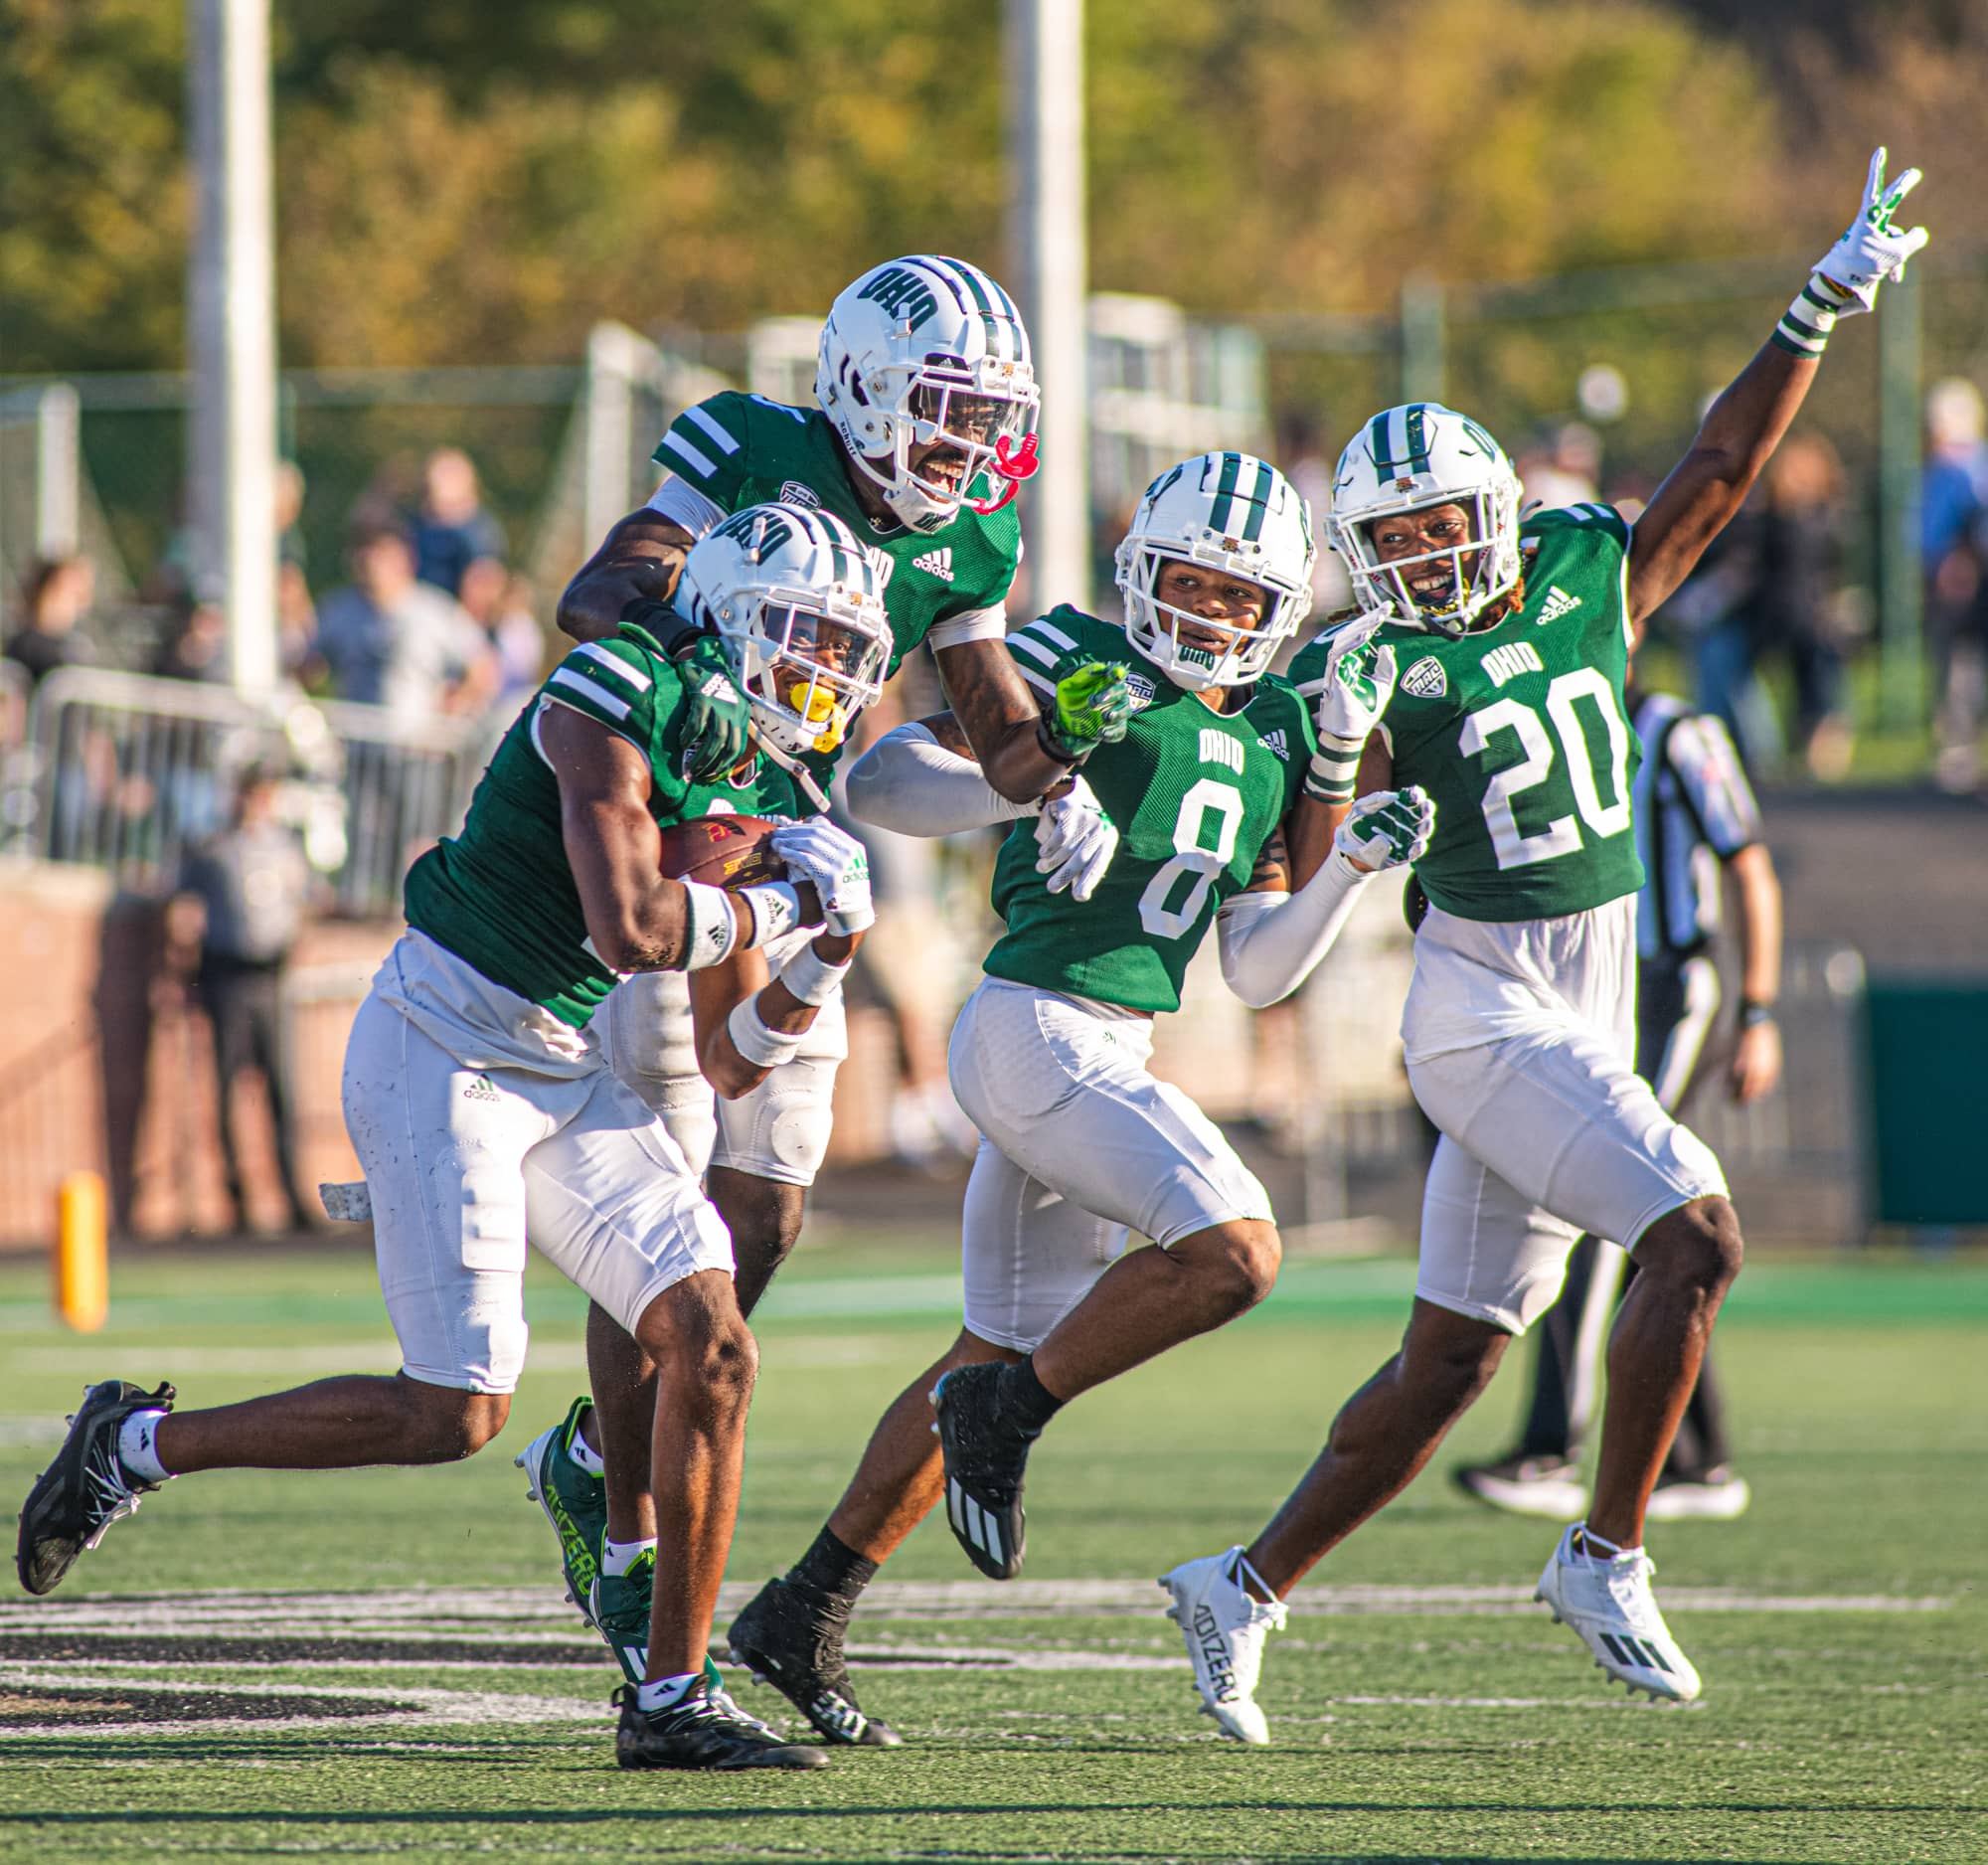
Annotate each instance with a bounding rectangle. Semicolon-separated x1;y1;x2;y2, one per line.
1403;655;1447;700
857;265;940;330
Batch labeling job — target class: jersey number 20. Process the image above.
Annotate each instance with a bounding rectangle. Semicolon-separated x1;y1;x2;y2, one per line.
1459;668;1631;871
1138;777;1244;938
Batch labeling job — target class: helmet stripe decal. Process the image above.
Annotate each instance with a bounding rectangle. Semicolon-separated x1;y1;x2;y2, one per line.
934;254;1015;364
1405;404;1431;472
1241;456;1272;543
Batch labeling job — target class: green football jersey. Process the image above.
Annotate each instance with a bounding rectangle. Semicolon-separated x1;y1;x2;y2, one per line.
1290;504;1645;924
983;607;1315;1015
403;623;801;1028
653;391;1021;681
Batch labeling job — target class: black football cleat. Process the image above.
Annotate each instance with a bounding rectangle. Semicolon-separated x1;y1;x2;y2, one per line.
613;1676;830;1771
17;1379;176;1597
931;1363;1032;1581
728;1575;902;1748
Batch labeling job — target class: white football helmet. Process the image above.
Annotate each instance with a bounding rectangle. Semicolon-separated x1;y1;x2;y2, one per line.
816;255;1041;534
675;503;894;764
1114;451;1316;689
1329;403;1523;637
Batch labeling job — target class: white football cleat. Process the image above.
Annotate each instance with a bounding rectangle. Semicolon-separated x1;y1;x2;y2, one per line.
1160;1546;1287;1745
1536;1525;1702;1703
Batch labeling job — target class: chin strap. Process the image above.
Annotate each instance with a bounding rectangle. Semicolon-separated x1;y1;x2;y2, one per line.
748;734;832;814
965;432;1041;516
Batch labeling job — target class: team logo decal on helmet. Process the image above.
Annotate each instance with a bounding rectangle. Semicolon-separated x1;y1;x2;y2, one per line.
675;503;895;782
1113;450;1316;691
1329;403;1523;638
816;255;1041;534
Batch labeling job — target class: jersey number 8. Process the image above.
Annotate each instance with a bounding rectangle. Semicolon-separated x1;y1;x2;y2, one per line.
1138;777;1245;939
1460;667;1631;871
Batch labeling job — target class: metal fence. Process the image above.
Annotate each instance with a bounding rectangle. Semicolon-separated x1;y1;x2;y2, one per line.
7;668;486;917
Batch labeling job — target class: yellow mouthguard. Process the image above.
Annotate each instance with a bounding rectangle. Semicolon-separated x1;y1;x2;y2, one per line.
786;679;849;754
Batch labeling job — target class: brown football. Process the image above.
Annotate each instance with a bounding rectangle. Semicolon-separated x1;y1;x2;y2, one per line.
657;813;785;890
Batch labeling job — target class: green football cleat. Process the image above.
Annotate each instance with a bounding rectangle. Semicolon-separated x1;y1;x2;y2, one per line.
588;1549;656;1687
515;1398;608;1626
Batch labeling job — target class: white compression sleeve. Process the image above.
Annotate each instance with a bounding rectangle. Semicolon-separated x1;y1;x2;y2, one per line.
844;722;1039;838
1216;850;1376;1009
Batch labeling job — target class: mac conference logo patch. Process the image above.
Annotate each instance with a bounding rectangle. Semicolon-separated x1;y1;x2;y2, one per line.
1403;655;1447;700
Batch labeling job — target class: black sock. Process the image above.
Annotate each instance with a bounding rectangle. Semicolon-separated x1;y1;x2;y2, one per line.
1000;1356;1066;1440
786;1526;877;1612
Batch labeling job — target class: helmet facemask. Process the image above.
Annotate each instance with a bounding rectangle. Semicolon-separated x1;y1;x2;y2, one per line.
851;355;1039;532
720;591;892;763
1117;545;1295;690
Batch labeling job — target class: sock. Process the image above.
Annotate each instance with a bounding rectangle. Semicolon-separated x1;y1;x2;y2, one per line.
601;1535;656;1578
787;1526;878;1611
999;1356;1066;1440
116;1411;173;1484
634;1671;701;1714
567;1417;605;1477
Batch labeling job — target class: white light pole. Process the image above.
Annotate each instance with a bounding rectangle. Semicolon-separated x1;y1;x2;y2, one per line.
188;0;278;694
1006;0;1089;613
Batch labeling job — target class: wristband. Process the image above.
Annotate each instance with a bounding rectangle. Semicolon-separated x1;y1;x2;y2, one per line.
678;879;740;971
1304;748;1360;804
1772;276;1851;360
727;994;807;1069
1738;1000;1776;1029
1035;716;1085;768
620;596;699;657
778;941;853;1007
737;881;803;949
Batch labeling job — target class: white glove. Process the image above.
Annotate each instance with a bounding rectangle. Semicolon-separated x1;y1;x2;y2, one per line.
770;819;875;936
1034;774;1118;902
1810;147;1928;315
1304;615;1398;803
1335;785;1435;873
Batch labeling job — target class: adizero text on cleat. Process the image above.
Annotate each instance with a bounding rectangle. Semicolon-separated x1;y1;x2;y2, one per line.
17;1380;176;1596
613;1677;830;1771
515;1397;608;1627
728;1576;903;1748
1160;1547;1287;1746
931;1364;1032;1581
1535;1525;1702;1703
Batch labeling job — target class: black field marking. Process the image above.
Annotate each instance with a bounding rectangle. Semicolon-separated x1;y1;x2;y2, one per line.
0;1683;410;1727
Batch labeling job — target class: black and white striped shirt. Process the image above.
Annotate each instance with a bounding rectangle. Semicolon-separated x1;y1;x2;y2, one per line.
1631;693;1761;963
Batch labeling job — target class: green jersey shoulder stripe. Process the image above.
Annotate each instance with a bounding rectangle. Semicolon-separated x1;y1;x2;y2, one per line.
569;640;653;694
546;664;635;723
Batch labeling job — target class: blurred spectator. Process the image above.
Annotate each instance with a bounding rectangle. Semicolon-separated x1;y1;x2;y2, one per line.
7;554;101;688
1922;378;1988;793
408;446;506;599
312;519;496;718
274;460;319;680
1738;432;1856;781
1274;409;1352;615
458;558;546;697
172;763;319;1234
1517;422;1601;514
152;600;229;683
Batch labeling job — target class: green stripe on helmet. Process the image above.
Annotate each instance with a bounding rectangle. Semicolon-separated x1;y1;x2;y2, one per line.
1240;457;1272;543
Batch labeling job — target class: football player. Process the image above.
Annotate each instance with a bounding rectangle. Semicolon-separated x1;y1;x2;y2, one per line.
722;452;1435;1746
518;255;1131;1682
16;506;897;1774
1162;150;1927;1739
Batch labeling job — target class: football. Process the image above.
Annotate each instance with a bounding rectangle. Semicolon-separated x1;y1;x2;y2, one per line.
656;813;785;890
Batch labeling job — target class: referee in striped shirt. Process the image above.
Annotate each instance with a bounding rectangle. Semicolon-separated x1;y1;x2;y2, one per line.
1454;684;1784;1524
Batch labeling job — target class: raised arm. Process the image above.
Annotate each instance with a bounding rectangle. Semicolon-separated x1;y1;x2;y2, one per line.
556;509;697;646
1627;148;1928;633
931;635;1130;804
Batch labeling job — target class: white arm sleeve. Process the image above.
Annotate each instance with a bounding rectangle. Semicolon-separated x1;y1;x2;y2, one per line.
1216;850;1375;1009
644;474;726;537
926;602;1010;651
844;722;1039;838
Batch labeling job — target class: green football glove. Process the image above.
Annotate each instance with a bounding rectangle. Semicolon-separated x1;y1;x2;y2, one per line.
1043;658;1135;763
675;632;754;783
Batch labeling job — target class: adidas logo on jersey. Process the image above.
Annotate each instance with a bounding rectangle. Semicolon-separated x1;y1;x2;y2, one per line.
461;1074;502;1103
1403;655;1447;700
911;547;954;581
1256;728;1289;763
1538;584;1581;623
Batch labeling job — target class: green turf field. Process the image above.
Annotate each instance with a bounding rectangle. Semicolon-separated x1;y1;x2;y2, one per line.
1;1242;1983;1864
